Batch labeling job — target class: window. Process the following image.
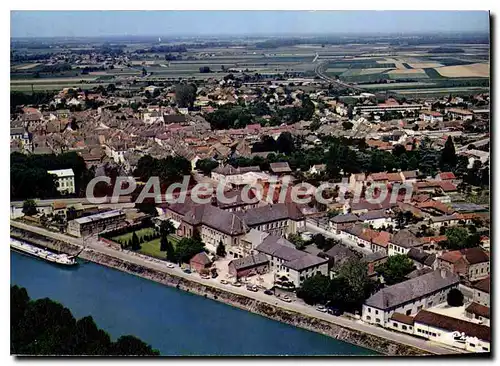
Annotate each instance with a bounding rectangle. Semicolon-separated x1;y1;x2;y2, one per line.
406;309;411;316
393;323;398;328
366;316;371;321
375;310;379;315
428;301;433;307
469;343;476;348
375;318;380;323
402;325;407;331
417;305;423;312
482;347;489;352
368;308;371;313
417;329;422;333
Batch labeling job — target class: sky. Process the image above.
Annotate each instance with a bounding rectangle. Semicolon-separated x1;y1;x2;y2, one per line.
11;11;490;38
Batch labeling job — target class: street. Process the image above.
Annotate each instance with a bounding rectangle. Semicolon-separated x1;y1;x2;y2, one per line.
10;220;465;355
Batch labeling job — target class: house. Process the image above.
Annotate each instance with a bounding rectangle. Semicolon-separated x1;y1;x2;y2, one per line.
388;229;422;256
228;253;269;279
322;245;359;272
472;276;490;307
189;252;213;273
428;214;460;229
342;224;380;249
414;310;490;352
211;165;266;186
419;111;444;123
465;302;490;327
329;214;359;233
362;269;459;327
358;209;394;229
435;172;457;182
254;235;329;288
363;251;388;277
47;168;76;195
401;170;418;183
407;248;437;270
269;162;292;175
438;247;490;282
445;108;474;121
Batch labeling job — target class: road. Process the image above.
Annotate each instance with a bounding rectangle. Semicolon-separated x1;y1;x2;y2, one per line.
314;61;365;92
10;220;465;355
305;220;372;256
11;196;134;209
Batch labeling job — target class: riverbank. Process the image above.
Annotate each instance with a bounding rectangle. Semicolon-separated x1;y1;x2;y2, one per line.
10;223;432;356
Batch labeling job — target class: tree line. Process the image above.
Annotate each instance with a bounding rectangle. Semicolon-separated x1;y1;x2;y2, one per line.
11;286;159;355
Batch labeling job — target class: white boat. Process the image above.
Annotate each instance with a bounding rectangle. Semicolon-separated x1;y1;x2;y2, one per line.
10;238;77;266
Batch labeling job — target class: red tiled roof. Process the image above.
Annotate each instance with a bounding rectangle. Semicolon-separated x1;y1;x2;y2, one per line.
390;312;415;325
439;181;458;192
438;172;456;180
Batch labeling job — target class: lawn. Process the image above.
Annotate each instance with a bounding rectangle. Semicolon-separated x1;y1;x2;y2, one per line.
111;227;156;243
139;235;180;259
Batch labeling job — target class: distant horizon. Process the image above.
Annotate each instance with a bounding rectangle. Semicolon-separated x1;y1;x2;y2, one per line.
11;11;490;38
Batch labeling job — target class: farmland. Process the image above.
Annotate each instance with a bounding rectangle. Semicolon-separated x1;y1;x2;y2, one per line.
10;36;489;97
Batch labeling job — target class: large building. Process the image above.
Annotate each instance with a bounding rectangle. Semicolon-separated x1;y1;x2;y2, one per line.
255;234;328;287
362;269;459;327
67;209;126;237
47;168;76;195
438;247;490;282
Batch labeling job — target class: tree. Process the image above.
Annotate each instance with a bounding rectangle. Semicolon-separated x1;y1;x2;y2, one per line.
165;239;176;262
174;83;197;108
22;199;38;216
216;240;227;257
440;136;457;171
160;236;168;252
375;254;415;285
342;121;354;130
195;159;219;175
288;233;305;250
175;237;205;263
296;274;331;305
131;232;141;251
159;220;175;239
447;288;464;307
443;227;479;250
336;258;374;309
11;286;159;356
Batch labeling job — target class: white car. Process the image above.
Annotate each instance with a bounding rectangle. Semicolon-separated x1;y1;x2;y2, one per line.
316;305;327;312
167;263;175;269
281;295;292;303
220;279;229;285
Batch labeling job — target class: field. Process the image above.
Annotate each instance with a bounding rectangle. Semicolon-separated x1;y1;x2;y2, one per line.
10;38;490;96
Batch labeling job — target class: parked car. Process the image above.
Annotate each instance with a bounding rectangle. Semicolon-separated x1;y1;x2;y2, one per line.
220;279;229;285
264;289;274;295
246;285;258;292
327;307;343;316
167;263;175;269
183;268;192;274
232;282;242;287
200;274;210;279
211;271;219;279
281;295;292;303
316;305;327;313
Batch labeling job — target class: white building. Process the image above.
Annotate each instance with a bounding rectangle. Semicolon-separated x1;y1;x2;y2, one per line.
47;168;76;194
67;209;126;237
362;269;459;327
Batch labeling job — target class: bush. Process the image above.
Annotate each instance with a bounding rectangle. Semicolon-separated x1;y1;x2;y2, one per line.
447;288;464;307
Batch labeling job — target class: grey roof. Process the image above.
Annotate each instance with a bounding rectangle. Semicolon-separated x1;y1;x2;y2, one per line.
390;229;422;249
163;114;187;123
365;269;459;310
229;253;269;270
238;203;304;226
269;162;292;173
255;234;328;271
241;229;269;248
363;251;387;263
324;244;358;262
284;254;328;271
330;214;359;224
183;204;247;236
429;215;458;223
405;267;433;279
450;203;488;213
213;164;261;175
358;209;392;221
10;127;25;135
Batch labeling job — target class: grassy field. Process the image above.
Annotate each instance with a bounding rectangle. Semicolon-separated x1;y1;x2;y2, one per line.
139;235;180;259
112;227;157;243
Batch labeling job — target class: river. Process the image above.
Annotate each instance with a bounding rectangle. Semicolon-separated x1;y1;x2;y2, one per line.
11;251;375;356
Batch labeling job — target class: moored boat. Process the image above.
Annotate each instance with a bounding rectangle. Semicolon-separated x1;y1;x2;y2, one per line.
10;238;77;266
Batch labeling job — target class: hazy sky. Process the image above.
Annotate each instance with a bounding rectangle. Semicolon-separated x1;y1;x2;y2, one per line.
11;11;489;38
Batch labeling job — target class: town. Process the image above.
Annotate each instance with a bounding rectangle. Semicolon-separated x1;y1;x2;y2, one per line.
10;32;490;355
